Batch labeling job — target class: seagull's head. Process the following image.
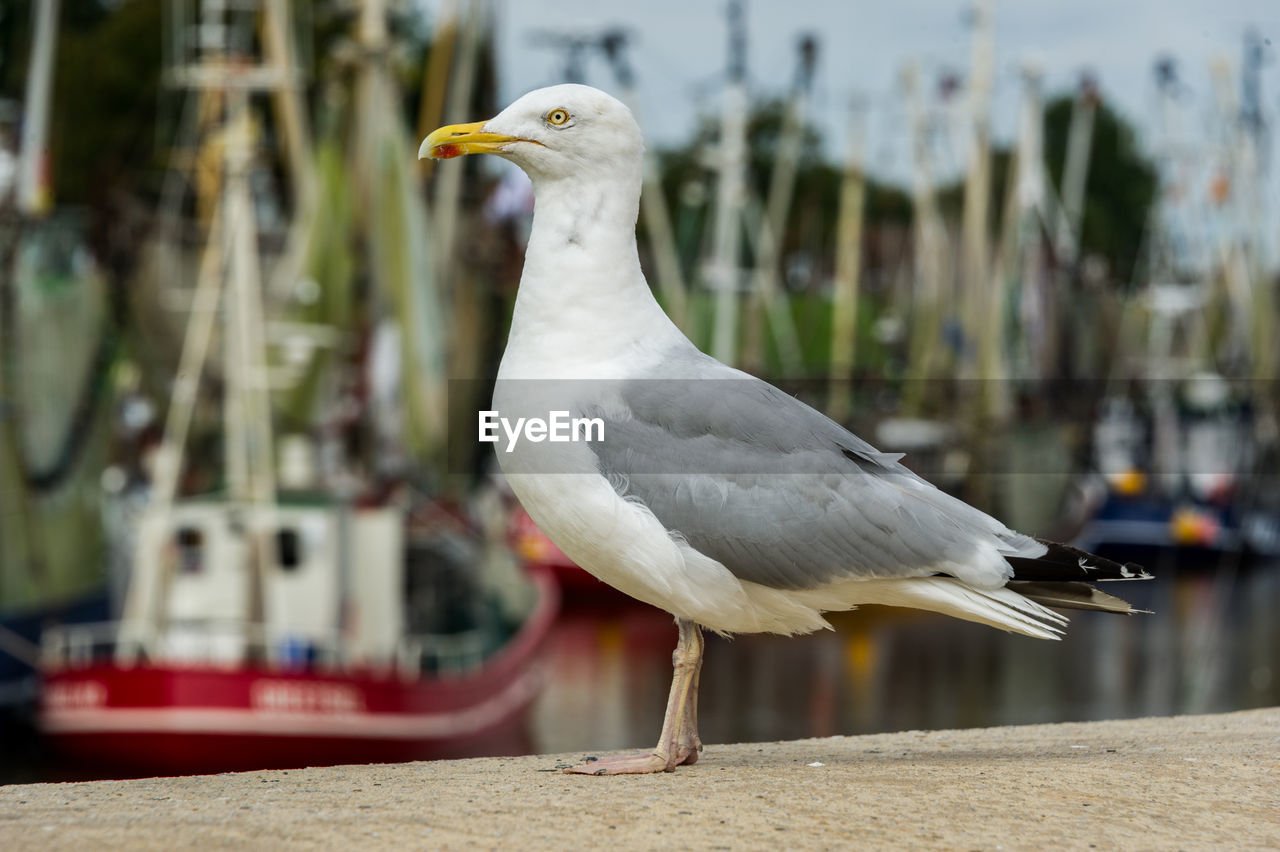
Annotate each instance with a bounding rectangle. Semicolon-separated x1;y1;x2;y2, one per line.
419;84;643;182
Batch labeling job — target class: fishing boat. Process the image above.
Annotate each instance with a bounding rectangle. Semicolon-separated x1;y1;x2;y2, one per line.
39;506;557;775
1071;379;1280;568
36;0;557;777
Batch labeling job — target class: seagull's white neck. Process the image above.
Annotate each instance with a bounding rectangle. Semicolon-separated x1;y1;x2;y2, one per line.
502;165;683;378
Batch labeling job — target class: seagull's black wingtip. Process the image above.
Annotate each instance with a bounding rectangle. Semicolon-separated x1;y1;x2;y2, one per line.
1009;539;1151;584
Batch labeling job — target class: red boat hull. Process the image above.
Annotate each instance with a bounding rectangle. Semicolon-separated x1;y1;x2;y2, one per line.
40;575;558;777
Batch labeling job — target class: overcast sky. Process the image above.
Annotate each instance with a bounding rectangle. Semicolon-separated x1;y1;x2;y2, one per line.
416;1;1278;183
413;0;1279;264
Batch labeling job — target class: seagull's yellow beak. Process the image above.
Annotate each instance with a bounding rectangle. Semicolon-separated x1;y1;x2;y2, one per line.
418;121;532;160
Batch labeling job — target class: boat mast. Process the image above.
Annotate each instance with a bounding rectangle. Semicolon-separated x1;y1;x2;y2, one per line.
121;0;299;655
741;35;814;377
900;62;946;415
957;0;1009;514
960;0;994;384
1010;64;1049;381
599;30;691;330
708;0;749;366
428;0;484;290
149;0;286;510
1053;76;1099;266
1238;30;1274;393
827;96;868;423
352;0;447;461
15;0;58;216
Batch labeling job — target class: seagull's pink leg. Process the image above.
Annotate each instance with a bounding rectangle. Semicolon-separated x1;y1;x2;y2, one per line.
678;632;703;764
563;619;705;775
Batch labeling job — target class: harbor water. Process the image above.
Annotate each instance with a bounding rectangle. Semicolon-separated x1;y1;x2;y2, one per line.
533;565;1279;755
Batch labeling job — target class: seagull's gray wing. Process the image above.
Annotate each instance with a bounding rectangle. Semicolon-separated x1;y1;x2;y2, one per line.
586;347;1044;591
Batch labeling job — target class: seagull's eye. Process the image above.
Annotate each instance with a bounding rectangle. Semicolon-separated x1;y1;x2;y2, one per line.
546;108;571;126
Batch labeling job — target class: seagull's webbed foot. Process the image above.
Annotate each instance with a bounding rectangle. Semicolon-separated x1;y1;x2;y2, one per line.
560;745;696;776
562;618;705;777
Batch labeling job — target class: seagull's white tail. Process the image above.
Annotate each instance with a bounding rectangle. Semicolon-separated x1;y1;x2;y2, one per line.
840;576;1068;640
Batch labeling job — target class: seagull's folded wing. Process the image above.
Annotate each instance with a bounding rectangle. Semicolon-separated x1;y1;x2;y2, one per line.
585;349;1047;592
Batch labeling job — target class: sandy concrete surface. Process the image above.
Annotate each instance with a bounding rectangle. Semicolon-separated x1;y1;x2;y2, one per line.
2;707;1276;851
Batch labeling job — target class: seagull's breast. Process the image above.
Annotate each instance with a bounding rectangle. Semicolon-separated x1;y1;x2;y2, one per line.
492;377;761;631
502;469;681;597
489;160;825;633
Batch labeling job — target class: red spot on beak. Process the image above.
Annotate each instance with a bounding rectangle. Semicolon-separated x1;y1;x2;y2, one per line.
434;144;463;159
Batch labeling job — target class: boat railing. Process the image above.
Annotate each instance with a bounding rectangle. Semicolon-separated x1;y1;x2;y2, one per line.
395;630;489;679
41;620;494;680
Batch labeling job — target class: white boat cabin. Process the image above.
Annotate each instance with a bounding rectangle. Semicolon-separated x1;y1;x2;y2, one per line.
116;501;404;667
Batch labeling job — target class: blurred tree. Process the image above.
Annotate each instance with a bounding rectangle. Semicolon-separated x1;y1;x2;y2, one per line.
936;95;1155;286
0;0;161;210
1043;94;1156;284
0;2;439;216
655;98;912;284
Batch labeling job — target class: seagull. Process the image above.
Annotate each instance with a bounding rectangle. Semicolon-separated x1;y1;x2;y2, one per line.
421;84;1150;776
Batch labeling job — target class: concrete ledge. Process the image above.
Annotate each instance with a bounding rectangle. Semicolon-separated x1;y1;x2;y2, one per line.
2;708;1276;850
